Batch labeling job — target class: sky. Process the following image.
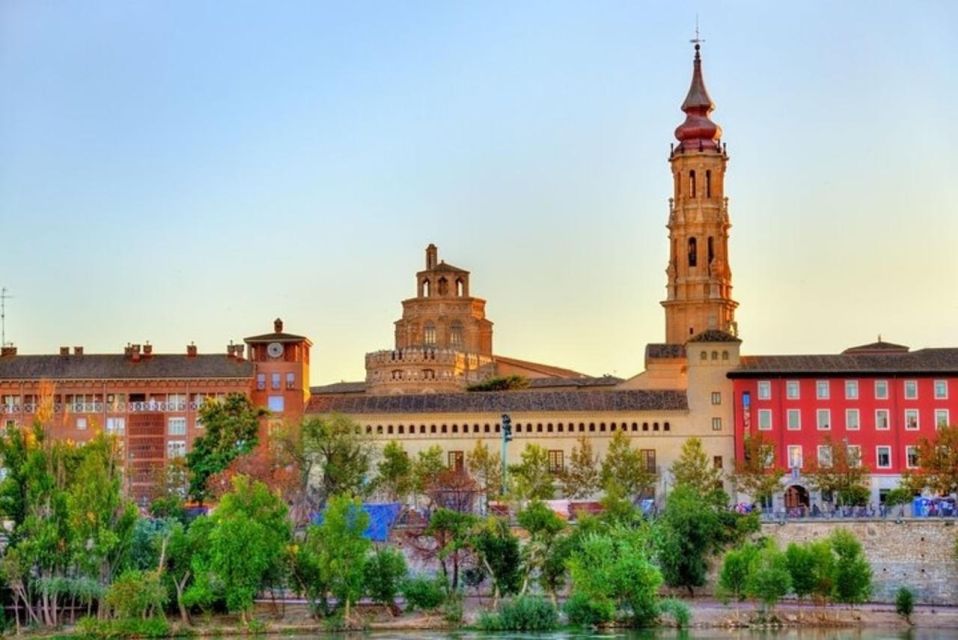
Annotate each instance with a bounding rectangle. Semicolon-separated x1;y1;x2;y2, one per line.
1;1;957;386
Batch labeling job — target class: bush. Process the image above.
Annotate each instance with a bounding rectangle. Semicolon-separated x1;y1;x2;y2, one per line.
563;591;615;627
896;587;915;622
442;590;464;624
364;547;408;607
659;598;691;628
104;570;168;620
76;616;171;639
498;596;558;631
400;574;445;612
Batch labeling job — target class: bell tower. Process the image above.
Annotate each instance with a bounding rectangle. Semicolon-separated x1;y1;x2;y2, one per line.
662;41;738;344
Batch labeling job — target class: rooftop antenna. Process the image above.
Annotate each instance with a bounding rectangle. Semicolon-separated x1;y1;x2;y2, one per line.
0;287;11;347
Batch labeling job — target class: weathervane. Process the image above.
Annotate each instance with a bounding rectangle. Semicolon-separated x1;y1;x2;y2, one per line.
690;15;705;50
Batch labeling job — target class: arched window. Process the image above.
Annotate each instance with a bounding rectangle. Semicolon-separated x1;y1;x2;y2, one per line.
708;237;714;265
422;279;431;297
424;322;436;346
706;170;712;198
456;278;464;296
688;237;697;267
449;321;463;347
437;277;449;296
712;350;719;360
689;170;696;198
722;350;729;360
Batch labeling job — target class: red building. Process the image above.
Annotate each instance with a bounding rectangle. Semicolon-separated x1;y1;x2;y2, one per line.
729;340;958;509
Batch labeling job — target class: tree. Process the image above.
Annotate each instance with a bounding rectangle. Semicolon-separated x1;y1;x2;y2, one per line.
600;431;655;499
186;394;264;503
363;547;408;614
299;415;374;507
903;425;958;497
784;542;817;605
313;495;372;621
734;434;785;506
804;435;870;506
510;444;555;500
376;440;414;502
471;516;522;605
466;375;529;392
717;543;758;617
829;529;872;606
426;467;479;513
467;439;502;500
670;437;724;502
559;436;600;499
516;501;566;598
745;541;792;616
424;508;477;591
413;445;446;503
808;539;837;607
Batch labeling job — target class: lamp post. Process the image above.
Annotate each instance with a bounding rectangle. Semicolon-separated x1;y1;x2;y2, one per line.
500;413;512;496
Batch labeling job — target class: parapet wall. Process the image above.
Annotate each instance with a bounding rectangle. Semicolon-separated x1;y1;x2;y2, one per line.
762;520;958;605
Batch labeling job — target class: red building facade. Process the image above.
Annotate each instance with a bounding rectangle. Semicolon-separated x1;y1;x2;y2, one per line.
729;340;958;508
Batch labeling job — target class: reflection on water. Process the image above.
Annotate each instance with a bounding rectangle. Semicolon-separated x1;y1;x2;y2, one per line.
298;630;956;640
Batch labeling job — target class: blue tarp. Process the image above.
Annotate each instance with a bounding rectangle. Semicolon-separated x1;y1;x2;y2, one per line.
311;502;402;541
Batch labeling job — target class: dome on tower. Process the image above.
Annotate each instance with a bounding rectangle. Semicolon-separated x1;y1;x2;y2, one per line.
674;44;722;151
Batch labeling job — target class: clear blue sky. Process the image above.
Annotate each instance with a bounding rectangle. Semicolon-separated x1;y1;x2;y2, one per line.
2;1;956;384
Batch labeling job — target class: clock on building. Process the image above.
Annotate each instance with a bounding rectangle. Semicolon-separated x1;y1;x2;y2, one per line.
267;342;284;359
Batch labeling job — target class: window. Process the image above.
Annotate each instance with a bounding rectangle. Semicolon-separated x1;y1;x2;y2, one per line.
256;373;266;390
76;417;88;430
689;170;696;198
706;170;712;198
422;369;435;380
904;409;919;430
168;417;187;436
688;237;697;267
271;373;281;390
816;409;831;430
816;380;830;400
167;440;187;459
875;409;890;430
286;372;296;390
713;455;723;470
424;322;436;346
391;369;402;380
906;446;919;469
845;409;860;431
787;445;803;469
874;379;888;399
757;381;771;400
758;409;772;431
268;395;285;412
106;417;125;435
786;380;800;399
640;449;656;473
845;380;859;400
548;450;564;473
876;446;892;469
787;409;801;430
711;392;721;405
449;322;463;347
447;451;464;471
904;380;918;400
711;417;722;431
847;445;862;467
935;409;949;429
934;379;948;399
817;445;833;468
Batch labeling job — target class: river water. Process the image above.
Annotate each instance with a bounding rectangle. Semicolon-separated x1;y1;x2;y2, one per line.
314;630;957;640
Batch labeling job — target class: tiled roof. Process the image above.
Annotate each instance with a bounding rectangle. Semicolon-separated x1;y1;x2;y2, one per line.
730;348;958;377
0;354;254;380
310;381;367;395
494;355;588;379
243;332;310;344
646;343;687;359
527;375;623;389
306;388;687;415
688;330;741;343
842;340;909;354
421;260;469;274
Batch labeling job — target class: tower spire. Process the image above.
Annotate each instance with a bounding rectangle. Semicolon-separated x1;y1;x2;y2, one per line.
674;30;721;152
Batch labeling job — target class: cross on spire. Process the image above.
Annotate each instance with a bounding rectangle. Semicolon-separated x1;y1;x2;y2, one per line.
690;16;705;56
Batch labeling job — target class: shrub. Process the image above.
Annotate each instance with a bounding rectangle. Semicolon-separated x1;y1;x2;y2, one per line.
400;574;445;612
497;596;558;631
896;587;915;623
76;616;171;639
364;547;408;607
659;598;691;628
563;591;615;627
104;570;168;620
442;590;464;624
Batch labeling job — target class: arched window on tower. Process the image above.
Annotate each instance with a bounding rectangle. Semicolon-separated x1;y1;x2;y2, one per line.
708;237;715;266
437;277;449;296
687;237;697;267
675;171;681;197
424;322;436;346
706;170;712;198
422;279;431;297
449;321;463;347
689;170;696;198
455;278;464;296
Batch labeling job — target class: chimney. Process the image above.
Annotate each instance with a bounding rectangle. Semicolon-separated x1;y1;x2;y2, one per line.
187;343;197;358
143;343;153;357
274;318;283;333
233;344;245;359
131;344;141;362
74;346;83;356
426;243;438;269
59;346;69;356
0;346;16;357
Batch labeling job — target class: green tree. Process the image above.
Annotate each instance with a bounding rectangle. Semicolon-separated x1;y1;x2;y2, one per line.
717;543;758;616
655;485;722;596
784;542;817;605
896;587;915;624
808;539;837;607
471;516;523;605
734;434;784;506
313;495;372;621
299;415;374;506
745;541;792;615
830;529;872;606
670;437;724;500
363;547;407;613
186;394;264;502
559;436;600;499
376;440;413;502
413;445;446;503
467;375;529;392
903;424;958;497
600;431;655;499
510;444;554;500
104;569;167;620
467;439;502;499
424;507;477;590
804;435;871;506
517;501;567;600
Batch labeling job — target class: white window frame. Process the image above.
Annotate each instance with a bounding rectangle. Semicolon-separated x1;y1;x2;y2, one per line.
711;417;722;431
76;417;88;430
876;446;892;469
817;445;833;468
935;409;950;429
845;380;859;400
816;380;830;400
711;391;721;405
786;380;800;400
874;379;888;400
787;409;801;431
904;409;919;431
816;408;831;431
934;379;948;400
757;409;772;431
904;380;918;400
875;409;890;431
905;445;919;469
168;417;187;436
167;440;187;459
787;445;803;469
847;445;863;468
757;381;771;400
106;417;125;435
845;408;860;431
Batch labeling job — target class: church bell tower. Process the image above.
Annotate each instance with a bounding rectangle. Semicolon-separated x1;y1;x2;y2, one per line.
662;41;738;344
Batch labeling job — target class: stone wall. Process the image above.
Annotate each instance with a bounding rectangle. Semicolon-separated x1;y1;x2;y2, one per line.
762;520;958;605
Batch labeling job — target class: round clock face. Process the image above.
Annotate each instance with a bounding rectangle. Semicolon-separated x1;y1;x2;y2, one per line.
267;342;284;359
